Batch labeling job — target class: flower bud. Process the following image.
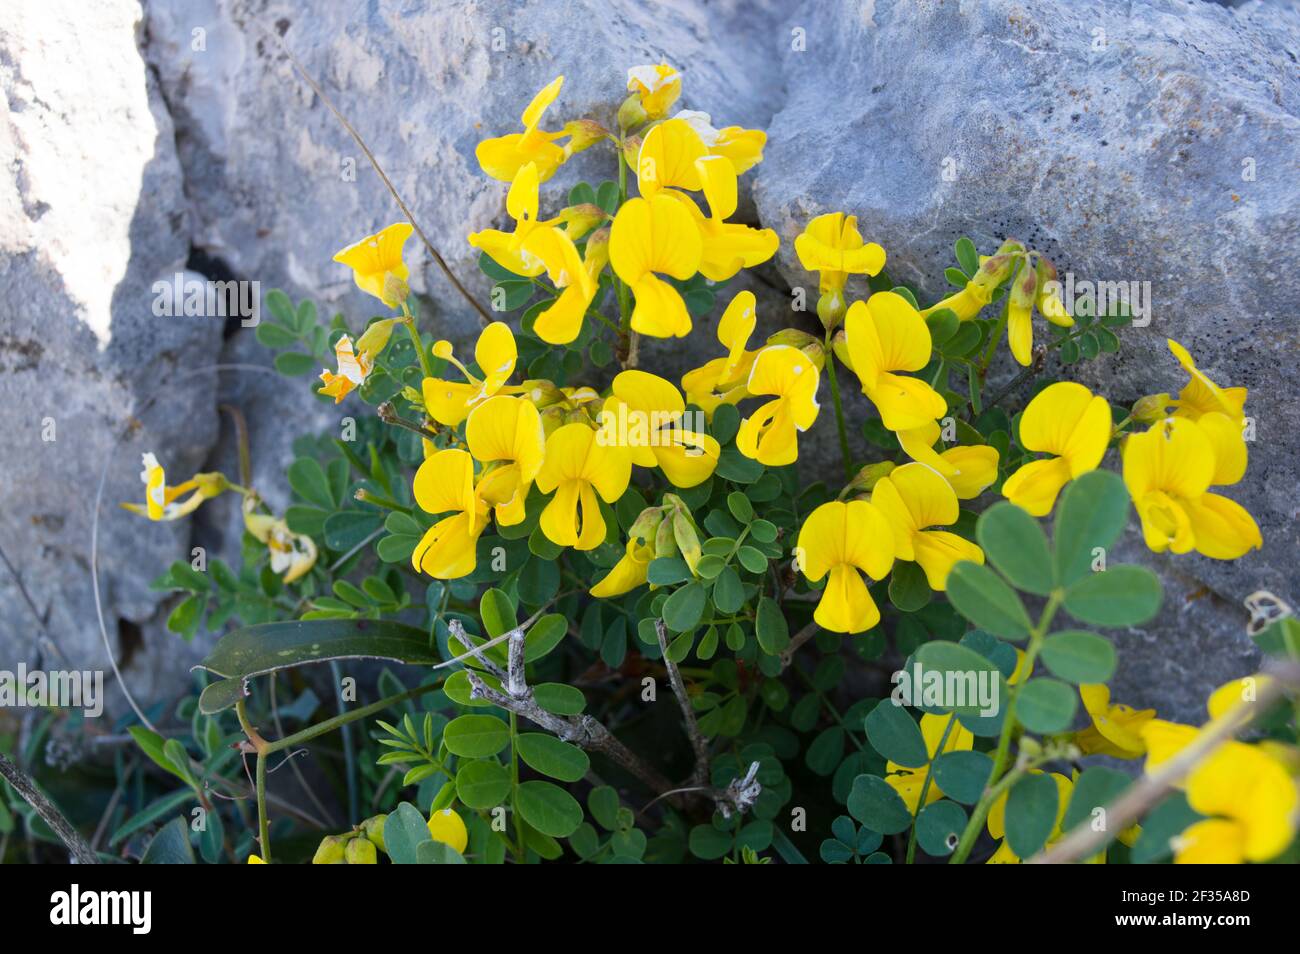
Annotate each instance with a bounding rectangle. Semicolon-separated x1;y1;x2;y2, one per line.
312;834;348;865
1131;393;1171;424
381;273;410;308
671;510;702;575
583;227;611;284
830;329;853;373
621;134;643;168
558;203;606;242
816;288;847;331
356;317;399;357
654;508;678;559
628;507;666;556
1035;257;1074;327
971;253;1016;290
362;814;388;853
562;119;609;158
194;471;230;498
345;836;377;865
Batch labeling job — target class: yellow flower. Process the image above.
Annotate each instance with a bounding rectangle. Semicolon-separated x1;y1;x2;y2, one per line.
590;507;664;598
536;423;632;550
794;213;885;326
318;319;399;403
421;322;518;426
736;346;821;466
986;771;1073;863
686;156;778;282
921;252;1017;323
1006;258;1075;366
895;420;1000;499
426;808;469;855
635;117;705;196
466;395;545;527
609;193;702;338
123;453;228;521
599;370;721;488
247;854;265;864
1001;382;1111;516
476;76;570;182
468;162;552;278
885;713;975;814
520;225;598;344
843;292;947;432
1122;416;1261;558
333;222;413;308
870;462;983;590
243;499;318;584
796;500;895;633
411;449;489;579
626;63;681;121
671;110;766;174
1074;684;1155;759
1166;338;1249;485
681;291;759;418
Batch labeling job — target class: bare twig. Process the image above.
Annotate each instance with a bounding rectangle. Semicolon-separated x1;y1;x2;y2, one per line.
263;26;495;327
778;621;820;674
1030;661;1300;864
654;619;710;788
0;753;98;863
378;402;440;441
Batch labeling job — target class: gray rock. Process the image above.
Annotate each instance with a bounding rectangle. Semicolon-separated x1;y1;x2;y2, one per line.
755;0;1299;720
1;1;224;708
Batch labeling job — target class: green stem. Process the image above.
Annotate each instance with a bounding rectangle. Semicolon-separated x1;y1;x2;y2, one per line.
824;342;854;482
978;258;1021;373
263;682;442;755
905;713;956;864
255;752;271;863
401;301;435;379
948;590;1063;864
509;712;525;863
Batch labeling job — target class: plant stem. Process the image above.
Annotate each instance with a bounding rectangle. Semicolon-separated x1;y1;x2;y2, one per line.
255;751;271;863
824;339;854;482
509;711;525;863
0;753;98;864
401;301;435;378
263;682;443;755
905;713;956;864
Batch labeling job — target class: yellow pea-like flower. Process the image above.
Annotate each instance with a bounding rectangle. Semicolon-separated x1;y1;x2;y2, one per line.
421;322;518;426
535;423;632;550
599;370;720;488
895;420;1000;499
247;854;265;864
1122;416;1261;559
468;162;553;278
466;395;545;527
885;713;975;815
688;156;778;282
681;290;759;418
671;109;767;175
1001;382;1111;516
411;449;489;580
794;212;885;326
590;508;664;599
609;194;702;338
519;225;598;345
843;291;947;432
635;117;706;196
870;462;983;590
1166;338;1249;485
123;452;229;522
243;499;318;584
426;808;469;855
333;222;414;308
475;76;569;183
1074;684;1155;759
736;345;821;466
796;499;895;634
317;319;399;403
626;63;682;121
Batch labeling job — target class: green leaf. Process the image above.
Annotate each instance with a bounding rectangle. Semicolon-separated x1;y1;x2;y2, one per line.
755;597;789;654
712;566;745;614
442;715;511;758
288;457;334;509
1131;792;1203;864
588;786;621;831
689;823;733;860
806;727;845;776
195;619;441;713
945;561;1033;640
727;491;754;523
1040;631;1117;684
647;557;692;586
516;780;584;838
847;774;912;835
534;683;585;715
931;750;992;805
516;733;591;782
166;594;205;641
1004;773;1059;858
954;237;978;276
888;560;931;612
864;701;929;768
264;288;295;325
917;800;967;857
1061;767;1132;835
524;613;568;662
1063;565;1162;627
480;587;517;637
416;840;467;864
255;322;298;349
141;817;195;864
323;510;383;552
274;351;316;376
663;582;707;632
911;640;1008;732
128;726;197;788
736;545;768;574
1053;470;1130;586
384;802;433;864
455;760;512;809
1015;678;1078;733
976;502;1055;596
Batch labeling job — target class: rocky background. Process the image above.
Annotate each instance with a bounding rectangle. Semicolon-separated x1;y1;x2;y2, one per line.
2;0;1296;723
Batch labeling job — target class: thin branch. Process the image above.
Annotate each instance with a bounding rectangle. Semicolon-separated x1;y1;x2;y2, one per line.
263;25;495;327
1030;661;1300;864
778;621;820;674
0;753;98;863
654;619;710;788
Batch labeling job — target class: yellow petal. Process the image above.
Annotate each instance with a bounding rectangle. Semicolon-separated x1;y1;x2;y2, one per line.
1193;411;1247;486
695;155;737;219
466;395;546;483
746;345;820;425
412;511;484;579
1001;456;1073;517
912;529;984;590
1173;818;1246;864
506;162;541;222
797;500;895;583
590;547;650;597
1007;303;1033;367
1184;491;1262;559
1019;382;1111;474
844;292;933;390
940;445;1000;499
473;322;518;398
864;372;947;432
610;194;703;284
426;808;469;854
422;378;478;427
635;118;705;195
873;462;960;531
1122;416;1215;501
814;563;881;633
413;448;477;516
